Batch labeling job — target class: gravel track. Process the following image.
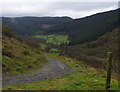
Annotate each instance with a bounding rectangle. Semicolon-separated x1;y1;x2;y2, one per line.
2;55;71;86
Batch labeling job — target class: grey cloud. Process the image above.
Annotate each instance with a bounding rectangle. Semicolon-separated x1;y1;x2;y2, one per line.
2;1;118;18
48;2;117;10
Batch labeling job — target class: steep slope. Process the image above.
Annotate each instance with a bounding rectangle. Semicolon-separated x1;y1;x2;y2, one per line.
46;9;120;45
2;25;48;74
65;27;119;59
2;17;73;36
63;27;119;74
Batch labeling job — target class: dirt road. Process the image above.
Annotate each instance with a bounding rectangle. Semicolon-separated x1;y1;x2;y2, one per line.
2;55;71;86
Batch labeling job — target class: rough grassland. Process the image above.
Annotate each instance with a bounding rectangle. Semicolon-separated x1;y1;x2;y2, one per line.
33;35;70;45
3;54;119;90
2;37;48;74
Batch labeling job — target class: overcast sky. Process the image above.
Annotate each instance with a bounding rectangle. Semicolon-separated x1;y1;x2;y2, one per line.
1;0;118;18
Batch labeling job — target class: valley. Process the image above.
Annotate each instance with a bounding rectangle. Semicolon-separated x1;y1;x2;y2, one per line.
2;8;120;90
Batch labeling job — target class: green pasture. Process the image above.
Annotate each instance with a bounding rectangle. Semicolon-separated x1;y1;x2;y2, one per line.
33;35;70;45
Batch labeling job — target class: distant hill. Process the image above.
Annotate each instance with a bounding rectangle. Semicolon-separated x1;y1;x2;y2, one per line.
2;25;48;74
46;9;120;45
3;9;119;45
2;17;72;36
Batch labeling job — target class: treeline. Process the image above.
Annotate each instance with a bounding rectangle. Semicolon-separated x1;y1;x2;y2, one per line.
46;9;120;45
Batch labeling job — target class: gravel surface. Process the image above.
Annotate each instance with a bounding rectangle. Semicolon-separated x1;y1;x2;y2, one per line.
2;55;71;86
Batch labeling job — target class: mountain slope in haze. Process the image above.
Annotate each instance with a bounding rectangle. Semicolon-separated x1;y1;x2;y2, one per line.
46;9;120;45
2;17;73;36
2;25;48;74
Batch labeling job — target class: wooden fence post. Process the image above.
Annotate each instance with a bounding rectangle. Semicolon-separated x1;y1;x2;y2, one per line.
106;52;112;90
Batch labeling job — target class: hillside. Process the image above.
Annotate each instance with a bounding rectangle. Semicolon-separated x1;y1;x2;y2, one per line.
2;17;72;36
63;27;119;74
2;25;48;74
46;9;120;45
3;9;119;45
65;27;119;58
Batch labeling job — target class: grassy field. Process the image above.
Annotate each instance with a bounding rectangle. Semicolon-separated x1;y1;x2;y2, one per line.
3;54;119;90
41;44;59;54
33;35;70;45
41;44;47;50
